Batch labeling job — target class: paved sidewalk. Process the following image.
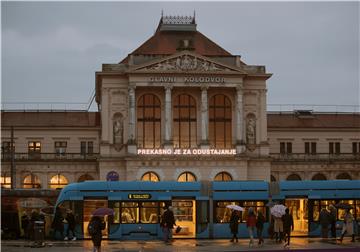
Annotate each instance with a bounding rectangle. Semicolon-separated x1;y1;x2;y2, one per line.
1;238;359;252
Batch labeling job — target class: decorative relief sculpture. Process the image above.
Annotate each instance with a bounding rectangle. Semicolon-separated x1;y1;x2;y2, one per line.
113;113;124;147
146;54;227;72
246;116;256;146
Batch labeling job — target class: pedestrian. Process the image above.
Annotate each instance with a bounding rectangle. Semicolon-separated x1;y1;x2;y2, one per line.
229;210;240;243
246;207;257;247
64;209;76;241
338;209;355;243
282;208;294;248
273;216;283;243
160;205;176;243
319;208;330;239
329;204;337;238
51;207;64;240
29;210;40;241
88;216;106;252
21;212;30;239
256;211;265;245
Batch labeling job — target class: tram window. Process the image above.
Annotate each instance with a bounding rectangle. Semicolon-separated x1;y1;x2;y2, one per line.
241;201;266;223
313;200;336;221
140;202;158;223
214;201;238;223
109;202;120;224
337;200;355;221
121;202;138;223
356;200;360;221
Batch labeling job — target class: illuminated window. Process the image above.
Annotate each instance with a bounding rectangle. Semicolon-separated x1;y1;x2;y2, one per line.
140;202;159;223
209;94;232;148
137;94;161;148
141;172;160;182
78;174;94;182
28;141;41;159
173;94;197;148
121;202;139;223
286;173;302;181
1;174;11;188
177;172;196;182
49;174;68;189
23;174;41;188
336;172;352;180
214;172;232;181
312;173;327;180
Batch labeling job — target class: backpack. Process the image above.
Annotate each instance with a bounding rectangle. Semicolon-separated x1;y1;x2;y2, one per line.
88;220;96;235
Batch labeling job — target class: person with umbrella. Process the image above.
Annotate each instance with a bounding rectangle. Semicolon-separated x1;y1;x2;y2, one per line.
89;208;112;252
271;204;286;243
338;208;355;243
229;209;240;243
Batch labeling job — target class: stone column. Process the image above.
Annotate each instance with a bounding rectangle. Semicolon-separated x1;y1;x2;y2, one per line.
164;85;173;149
259;89;269;156
235;85;246;154
127;85;137;154
200;85;209;148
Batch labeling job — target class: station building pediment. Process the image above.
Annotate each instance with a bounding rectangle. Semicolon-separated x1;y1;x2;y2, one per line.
128;51;247;75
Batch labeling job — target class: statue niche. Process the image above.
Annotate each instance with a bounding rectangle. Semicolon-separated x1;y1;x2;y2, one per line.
113;113;124;148
246;115;256;149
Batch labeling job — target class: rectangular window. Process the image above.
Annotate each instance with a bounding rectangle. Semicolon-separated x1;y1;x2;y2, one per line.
140;202;159;223
121;202;139;223
0;175;11;188
214;201;266;223
87;141;93;154
28;141;41;159
81;141;94;155
1;141;12;159
305;142;316;155
280;142;292;155
81;141;87;155
55;141;67;157
353;142;360;155
329;142;341;155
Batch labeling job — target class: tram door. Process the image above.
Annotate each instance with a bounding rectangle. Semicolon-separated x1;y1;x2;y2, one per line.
285;198;308;236
172;199;196;238
83;199;108;238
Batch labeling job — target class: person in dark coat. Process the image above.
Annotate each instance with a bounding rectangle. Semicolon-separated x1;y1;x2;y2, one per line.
29;210;40;241
89;216;106;252
229;210;240;242
51;207;64;240
64;209;76;240
21;212;30;239
282;208;294;247
319;208;330;239
329;205;337;238
256;211;265;245
160;205;176;243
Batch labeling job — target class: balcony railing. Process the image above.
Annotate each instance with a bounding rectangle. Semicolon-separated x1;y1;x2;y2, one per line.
270;153;360;161
1;153;99;161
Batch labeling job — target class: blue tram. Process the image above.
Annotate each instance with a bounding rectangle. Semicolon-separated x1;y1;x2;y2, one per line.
55;180;360;240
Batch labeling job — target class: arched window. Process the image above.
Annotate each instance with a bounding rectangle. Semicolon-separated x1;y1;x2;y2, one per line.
271;175;277;182
214;172;232;181
312;173;327;181
336;173;352;180
209;94;232;148
177;172;196;182
78;174;94;182
137;94;161;148
49;174;68;189
0;173;11;188
173;94;197;148
23;174;41;188
286;173;302;181
141;172;160;182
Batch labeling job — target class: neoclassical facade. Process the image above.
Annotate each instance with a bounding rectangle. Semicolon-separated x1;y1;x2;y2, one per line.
1;15;359;189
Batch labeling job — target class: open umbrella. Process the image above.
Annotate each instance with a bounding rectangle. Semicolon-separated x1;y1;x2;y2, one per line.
335;203;353;209
92;207;114;216
270;204;287;218
226;205;245;211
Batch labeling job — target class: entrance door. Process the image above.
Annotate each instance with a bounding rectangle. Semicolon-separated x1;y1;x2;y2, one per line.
172;200;196;238
83;199;108;238
285;198;308;236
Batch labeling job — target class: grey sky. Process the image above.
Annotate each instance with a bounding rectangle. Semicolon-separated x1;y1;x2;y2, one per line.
2;1;359;111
